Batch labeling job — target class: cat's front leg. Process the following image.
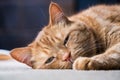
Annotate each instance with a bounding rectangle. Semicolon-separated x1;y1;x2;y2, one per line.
73;55;120;70
73;43;120;70
73;57;101;70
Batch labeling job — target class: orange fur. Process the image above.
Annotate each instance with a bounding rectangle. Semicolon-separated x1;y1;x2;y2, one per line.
10;2;120;70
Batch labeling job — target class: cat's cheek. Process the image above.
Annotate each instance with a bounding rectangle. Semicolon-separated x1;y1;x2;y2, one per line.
72;57;91;70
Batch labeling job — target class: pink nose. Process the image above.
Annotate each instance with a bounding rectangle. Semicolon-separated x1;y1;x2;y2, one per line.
62;52;71;61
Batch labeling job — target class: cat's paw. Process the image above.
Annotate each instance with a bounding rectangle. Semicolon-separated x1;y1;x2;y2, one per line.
73;57;91;70
73;57;99;70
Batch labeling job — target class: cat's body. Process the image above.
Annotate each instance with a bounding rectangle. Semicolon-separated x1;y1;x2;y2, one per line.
10;3;120;70
70;5;120;69
68;5;120;58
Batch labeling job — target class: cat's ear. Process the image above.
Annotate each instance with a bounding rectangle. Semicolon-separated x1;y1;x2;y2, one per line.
49;2;69;25
10;47;32;67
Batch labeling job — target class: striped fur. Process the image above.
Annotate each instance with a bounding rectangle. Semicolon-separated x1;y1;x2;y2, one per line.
11;2;120;70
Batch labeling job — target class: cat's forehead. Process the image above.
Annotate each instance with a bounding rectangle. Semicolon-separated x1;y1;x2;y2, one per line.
32;47;55;57
37;52;48;58
43;25;68;38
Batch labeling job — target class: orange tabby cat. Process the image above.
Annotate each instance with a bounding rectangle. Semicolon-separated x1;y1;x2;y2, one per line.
10;2;120;70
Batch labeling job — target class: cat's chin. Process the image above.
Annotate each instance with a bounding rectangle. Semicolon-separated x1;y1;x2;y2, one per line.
66;59;73;69
64;62;73;69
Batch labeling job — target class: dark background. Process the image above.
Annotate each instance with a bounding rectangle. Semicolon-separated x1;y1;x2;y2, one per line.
0;0;120;50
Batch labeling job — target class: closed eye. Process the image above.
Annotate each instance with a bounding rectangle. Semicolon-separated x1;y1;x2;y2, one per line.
45;56;55;64
64;35;69;45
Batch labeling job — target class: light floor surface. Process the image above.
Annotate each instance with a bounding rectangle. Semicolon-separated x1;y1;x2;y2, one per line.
0;60;120;80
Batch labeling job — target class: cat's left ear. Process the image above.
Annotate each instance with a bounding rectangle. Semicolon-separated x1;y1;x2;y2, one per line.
10;47;32;67
49;2;69;25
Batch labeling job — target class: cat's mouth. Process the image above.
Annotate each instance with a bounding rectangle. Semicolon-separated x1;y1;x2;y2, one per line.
68;57;73;63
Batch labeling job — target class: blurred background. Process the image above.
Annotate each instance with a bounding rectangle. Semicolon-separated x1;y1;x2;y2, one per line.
0;0;120;50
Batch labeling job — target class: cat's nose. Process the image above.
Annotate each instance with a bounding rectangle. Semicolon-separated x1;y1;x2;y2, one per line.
62;52;71;62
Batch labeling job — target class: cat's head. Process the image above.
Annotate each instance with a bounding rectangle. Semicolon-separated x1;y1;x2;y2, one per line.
10;2;95;69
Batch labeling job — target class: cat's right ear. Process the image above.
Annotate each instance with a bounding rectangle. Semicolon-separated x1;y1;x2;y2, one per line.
10;47;32;67
49;2;69;25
